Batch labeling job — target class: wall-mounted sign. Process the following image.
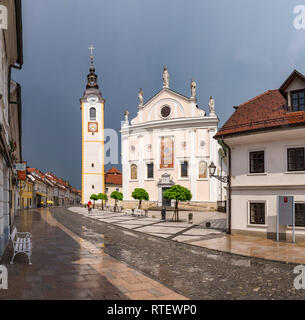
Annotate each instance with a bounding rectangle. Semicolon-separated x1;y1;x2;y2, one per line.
277;196;295;242
13;163;26;171
17;170;26;181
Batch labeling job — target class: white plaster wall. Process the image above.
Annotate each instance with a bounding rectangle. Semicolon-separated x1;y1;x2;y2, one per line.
123;120;219;203
226;128;305;235
82;101;104;203
229;128;305;187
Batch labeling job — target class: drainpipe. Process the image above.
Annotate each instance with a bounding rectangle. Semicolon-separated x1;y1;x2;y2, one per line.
221;139;231;235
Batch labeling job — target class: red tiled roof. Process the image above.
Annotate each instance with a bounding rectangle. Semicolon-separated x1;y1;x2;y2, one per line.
105;168;122;186
215;89;305;138
107;167;121;174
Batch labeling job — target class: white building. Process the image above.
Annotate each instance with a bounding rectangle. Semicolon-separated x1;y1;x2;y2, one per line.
80;53;105;204
0;0;22;257
121;67;222;210
215;69;305;239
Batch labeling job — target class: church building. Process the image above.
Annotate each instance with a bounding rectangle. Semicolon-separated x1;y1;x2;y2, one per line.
80;48;105;204
121;67;222;210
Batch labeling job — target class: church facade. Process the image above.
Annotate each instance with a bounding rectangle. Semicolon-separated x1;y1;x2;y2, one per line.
121;67;222;210
80;52;105;204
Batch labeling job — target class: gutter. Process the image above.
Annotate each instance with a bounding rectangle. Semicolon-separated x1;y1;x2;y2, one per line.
221;139;231;235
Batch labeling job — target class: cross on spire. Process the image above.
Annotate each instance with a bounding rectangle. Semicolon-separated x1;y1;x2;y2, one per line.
88;44;95;64
88;44;95;56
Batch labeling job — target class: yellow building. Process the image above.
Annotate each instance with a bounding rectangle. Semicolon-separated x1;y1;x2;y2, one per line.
20;180;34;209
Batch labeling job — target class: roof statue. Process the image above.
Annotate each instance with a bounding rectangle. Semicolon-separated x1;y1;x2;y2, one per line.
209;96;215;115
138;88;144;107
163;66;169;88
190;79;196;98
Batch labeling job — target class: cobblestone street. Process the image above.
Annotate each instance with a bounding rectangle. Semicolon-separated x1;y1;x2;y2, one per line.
0;208;185;300
1;207;305;300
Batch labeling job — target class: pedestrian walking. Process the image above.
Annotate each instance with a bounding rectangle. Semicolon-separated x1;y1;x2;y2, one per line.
87;200;92;213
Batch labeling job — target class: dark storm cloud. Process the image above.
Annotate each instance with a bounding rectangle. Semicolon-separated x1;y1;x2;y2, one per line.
12;0;305;189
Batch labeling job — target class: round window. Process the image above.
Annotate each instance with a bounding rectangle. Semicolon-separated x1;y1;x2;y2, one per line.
160;105;171;119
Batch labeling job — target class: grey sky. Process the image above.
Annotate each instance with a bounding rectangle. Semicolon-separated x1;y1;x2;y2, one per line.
13;0;305;189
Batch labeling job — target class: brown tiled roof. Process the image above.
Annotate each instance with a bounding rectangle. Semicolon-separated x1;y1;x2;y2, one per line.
107;167;121;174
105;167;122;186
215;89;305;138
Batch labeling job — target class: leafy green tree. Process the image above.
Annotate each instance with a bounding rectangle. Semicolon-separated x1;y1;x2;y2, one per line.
163;185;192;221
131;188;149;209
111;191;123;212
97;193;108;210
90;194;98;208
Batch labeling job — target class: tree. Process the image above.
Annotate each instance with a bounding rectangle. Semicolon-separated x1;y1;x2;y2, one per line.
131;188;149;209
163;185;192;222
111;191;123;212
90;194;98;208
97;193;108;210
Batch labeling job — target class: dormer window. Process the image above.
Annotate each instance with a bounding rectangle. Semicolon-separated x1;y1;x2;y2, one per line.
291;90;305;112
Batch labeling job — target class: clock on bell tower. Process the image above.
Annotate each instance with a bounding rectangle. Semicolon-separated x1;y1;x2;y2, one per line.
80;45;105;204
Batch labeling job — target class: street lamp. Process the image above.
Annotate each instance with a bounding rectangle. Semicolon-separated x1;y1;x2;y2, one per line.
208;161;229;183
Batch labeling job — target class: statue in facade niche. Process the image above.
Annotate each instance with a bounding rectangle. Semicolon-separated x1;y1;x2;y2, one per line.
190;79;196;98
138;88;144;106
209;96;215;114
163;66;169;88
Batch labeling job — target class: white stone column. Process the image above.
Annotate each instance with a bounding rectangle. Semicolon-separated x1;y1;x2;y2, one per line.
138;134;144;188
190;129;196;200
190;100;196;117
138;108;143;123
121;134;129;200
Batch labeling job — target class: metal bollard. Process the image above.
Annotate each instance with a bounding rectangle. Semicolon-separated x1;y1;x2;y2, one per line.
188;213;193;224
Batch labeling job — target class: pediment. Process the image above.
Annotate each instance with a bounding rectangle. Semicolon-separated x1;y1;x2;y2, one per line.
142;88;192;108
129;87;206;125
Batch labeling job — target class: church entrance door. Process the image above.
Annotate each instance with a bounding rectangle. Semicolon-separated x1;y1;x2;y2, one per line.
162;187;171;207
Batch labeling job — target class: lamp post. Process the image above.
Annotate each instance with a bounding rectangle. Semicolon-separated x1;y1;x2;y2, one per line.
208;161;229;183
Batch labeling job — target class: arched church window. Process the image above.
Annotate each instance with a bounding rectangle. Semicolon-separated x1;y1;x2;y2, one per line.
199;161;207;179
130;164;137;180
89;107;96;120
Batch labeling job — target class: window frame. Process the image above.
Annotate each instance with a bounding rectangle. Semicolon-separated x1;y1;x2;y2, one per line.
89;107;97;121
198;160;208;180
130;163;138;181
290;89;305;112
295;202;305;228
146;162;154;179
180;160;189;178
249;150;265;174
287;147;305;172
248;201;267;226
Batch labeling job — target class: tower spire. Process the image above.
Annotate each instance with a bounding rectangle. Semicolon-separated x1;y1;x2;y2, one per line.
86;44;98;89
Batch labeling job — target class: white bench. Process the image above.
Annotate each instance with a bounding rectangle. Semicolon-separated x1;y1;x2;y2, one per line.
123;209;132;215
10;227;32;265
134;209;143;216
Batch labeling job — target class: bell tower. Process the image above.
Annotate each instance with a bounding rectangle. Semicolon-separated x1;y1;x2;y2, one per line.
80;45;105;204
